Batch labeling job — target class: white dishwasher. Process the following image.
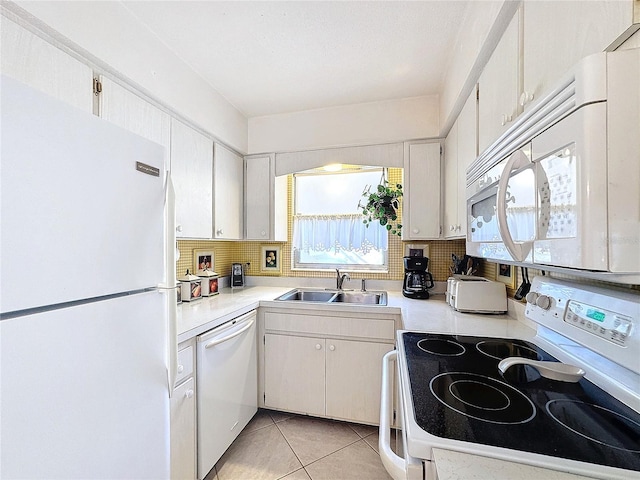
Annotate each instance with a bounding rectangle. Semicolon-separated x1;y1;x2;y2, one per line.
196;310;257;479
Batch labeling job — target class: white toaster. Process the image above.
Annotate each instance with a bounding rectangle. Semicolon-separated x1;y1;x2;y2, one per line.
446;276;507;314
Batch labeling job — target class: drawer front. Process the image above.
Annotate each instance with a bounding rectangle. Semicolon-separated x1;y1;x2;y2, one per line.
176;345;193;384
264;312;395;341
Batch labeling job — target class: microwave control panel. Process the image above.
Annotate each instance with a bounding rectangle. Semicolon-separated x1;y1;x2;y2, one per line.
564;300;632;347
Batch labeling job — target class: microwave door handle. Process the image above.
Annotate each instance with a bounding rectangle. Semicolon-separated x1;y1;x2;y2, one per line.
497;149;533;262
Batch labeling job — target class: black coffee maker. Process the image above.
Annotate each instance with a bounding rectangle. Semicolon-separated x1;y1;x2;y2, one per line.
402;256;434;299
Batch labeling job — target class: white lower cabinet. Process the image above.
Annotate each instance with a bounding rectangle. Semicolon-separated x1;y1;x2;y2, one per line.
325;338;393;424
264;334;325;416
171;342;196;480
261;309;399;425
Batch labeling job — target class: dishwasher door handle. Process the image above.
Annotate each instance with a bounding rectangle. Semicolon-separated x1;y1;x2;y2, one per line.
204;319;255;349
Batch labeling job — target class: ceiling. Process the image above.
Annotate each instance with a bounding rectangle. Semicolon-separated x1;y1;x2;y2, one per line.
121;1;470;118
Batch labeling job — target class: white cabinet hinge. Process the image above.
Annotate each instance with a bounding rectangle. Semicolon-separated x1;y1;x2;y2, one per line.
93;78;102;96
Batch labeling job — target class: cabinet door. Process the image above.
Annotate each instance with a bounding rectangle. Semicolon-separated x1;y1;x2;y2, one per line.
264;334;325;416
171;119;213;239
171;377;196;480
455;86;478;239
326;339;393;425
245;155;271;240
478;10;520;154
99;77;170;170
443;121;459;239
213;143;243;239
523;0;632;112
1;16;93;112
402;141;442;240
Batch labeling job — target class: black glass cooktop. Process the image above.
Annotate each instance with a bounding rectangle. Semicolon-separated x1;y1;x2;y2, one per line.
402;332;640;472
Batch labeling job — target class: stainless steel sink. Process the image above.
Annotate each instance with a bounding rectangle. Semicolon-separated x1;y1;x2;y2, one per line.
333;292;386;305
275;288;387;306
276;290;337;302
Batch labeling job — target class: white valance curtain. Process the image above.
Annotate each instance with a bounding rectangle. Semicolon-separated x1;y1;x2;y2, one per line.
292;214;388;254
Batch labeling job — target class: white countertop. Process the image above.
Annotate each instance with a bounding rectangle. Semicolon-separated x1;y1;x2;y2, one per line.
177;287;535;343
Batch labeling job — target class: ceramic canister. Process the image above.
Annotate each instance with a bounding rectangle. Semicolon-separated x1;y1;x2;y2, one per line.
197;269;220;297
178;270;202;302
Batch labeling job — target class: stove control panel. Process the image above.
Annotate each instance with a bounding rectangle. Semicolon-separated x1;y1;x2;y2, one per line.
564;300;632;346
525;276;640;375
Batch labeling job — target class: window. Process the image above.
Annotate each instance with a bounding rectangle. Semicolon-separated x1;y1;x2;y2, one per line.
292;167;389;272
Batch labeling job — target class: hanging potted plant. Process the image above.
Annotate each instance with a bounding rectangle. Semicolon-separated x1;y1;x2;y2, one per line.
358;180;403;236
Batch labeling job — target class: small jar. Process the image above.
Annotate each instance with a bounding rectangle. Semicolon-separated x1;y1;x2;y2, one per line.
197;269;220;297
178;270;202;302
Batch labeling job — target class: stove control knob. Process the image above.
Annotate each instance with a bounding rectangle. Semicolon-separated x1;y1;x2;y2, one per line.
525;292;539;304
536;294;552;310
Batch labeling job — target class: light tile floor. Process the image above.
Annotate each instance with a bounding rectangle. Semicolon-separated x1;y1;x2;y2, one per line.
204;409;393;480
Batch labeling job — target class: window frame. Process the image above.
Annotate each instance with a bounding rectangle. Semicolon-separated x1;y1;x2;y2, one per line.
291;167;390;273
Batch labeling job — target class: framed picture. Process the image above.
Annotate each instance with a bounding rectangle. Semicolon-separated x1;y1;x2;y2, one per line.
405;244;430;258
496;263;516;288
261;246;281;273
193;250;214;275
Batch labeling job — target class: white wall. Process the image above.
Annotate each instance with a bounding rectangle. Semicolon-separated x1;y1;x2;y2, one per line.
248;95;438;154
12;0;248;153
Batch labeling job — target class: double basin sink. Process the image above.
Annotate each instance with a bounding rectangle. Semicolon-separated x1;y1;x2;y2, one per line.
275;288;387;306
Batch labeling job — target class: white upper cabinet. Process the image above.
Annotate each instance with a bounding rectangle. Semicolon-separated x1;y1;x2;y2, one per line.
171;119;213;239
1;16;93;113
245;154;287;241
522;0;634;111
477;1;634;153
443;120;459;239
456;86;478;238
477;10;521;155
98;77;170;170
213;143;243;240
402;141;442;240
444;86;478;239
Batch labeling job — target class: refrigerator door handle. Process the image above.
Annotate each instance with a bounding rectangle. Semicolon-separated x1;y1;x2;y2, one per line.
161;172;178;395
167;289;178;395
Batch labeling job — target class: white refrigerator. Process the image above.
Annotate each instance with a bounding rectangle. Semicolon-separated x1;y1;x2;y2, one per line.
0;75;178;479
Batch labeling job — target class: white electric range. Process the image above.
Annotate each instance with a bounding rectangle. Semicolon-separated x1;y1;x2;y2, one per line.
380;276;640;479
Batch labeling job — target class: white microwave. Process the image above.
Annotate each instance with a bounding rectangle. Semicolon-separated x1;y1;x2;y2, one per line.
466;48;640;284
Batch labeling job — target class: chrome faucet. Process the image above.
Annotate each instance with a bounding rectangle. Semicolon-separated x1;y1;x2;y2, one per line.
336;269;350;290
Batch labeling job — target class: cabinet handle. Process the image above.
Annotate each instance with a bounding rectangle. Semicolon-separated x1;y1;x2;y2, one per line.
412;228;419;234
315;343;322;350
329;344;335;351
519;91;534;107
261;231;266;237
449;225;455;231
185;389;194;399
216;229;224;236
177;364;184;374
500;114;513;126
176;224;183;233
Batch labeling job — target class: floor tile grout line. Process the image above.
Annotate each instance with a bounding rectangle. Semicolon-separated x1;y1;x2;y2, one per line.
274;416;368;469
274;418;307;476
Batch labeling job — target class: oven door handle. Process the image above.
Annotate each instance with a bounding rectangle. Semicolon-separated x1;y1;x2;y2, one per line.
379;351;407;480
496;149;534;262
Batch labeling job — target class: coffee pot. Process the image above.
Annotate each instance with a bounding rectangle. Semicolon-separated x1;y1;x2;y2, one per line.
402;256;434;299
